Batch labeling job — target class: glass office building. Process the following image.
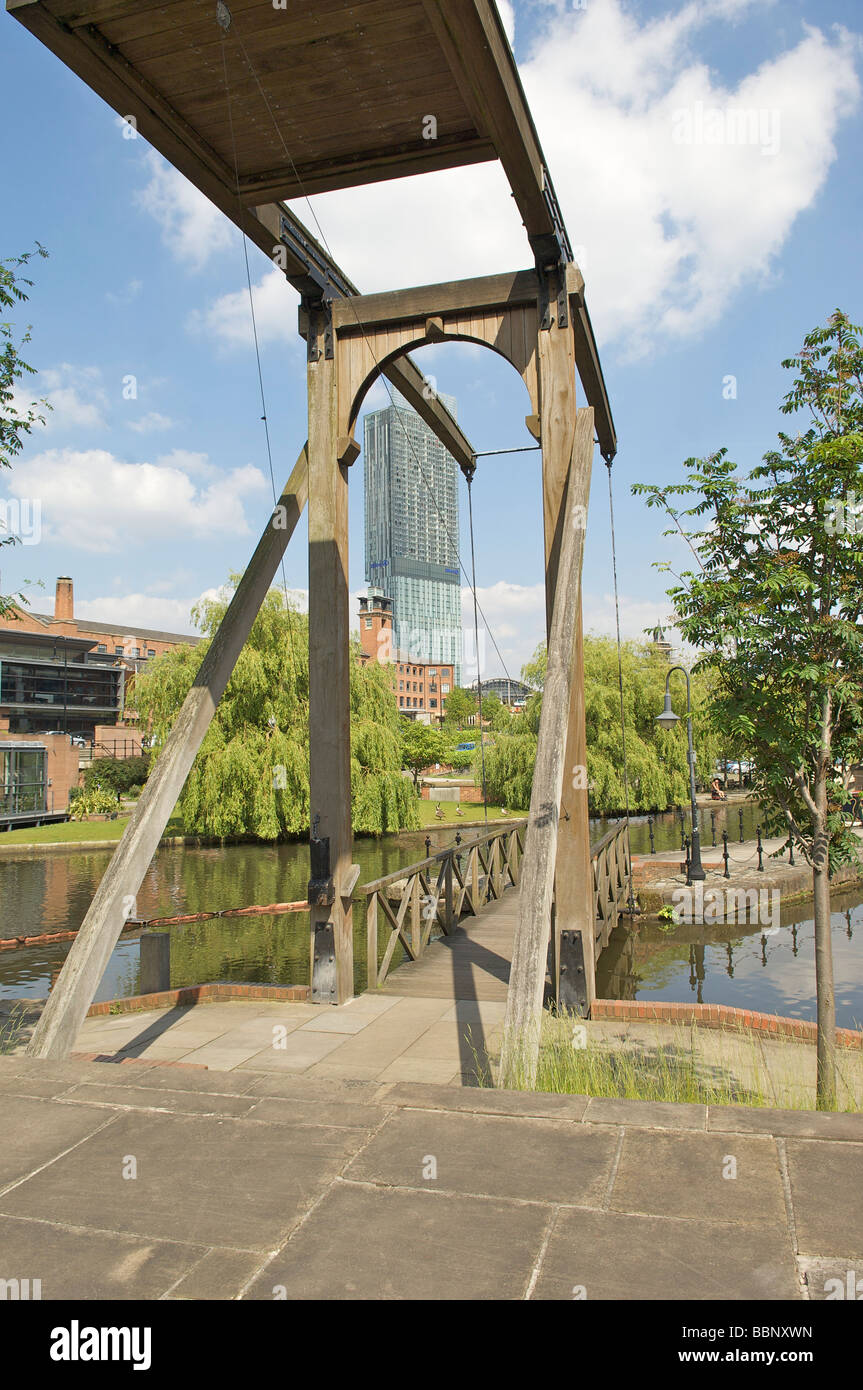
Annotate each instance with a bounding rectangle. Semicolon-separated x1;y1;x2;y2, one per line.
364;391;462;680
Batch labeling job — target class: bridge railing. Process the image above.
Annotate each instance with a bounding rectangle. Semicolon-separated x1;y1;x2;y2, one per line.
357;820;528;989
591;819;631;952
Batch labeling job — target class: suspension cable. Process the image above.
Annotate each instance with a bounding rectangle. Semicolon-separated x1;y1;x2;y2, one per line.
218;24;306;709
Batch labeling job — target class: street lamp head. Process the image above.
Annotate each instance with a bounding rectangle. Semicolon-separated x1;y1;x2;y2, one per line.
655;691;680;730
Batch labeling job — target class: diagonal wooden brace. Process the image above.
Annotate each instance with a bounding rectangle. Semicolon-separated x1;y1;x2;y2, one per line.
26;449;310;1058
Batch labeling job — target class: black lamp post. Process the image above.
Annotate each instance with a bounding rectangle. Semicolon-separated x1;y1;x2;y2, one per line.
655;665;705;882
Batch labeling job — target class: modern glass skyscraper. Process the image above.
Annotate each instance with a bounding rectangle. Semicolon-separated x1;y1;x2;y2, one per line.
364;391;462;682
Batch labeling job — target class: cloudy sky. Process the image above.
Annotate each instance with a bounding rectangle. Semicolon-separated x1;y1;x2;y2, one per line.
2;0;861;678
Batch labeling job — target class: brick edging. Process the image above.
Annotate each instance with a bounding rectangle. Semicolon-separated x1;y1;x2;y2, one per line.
592;999;862;1050
86;981;310;1017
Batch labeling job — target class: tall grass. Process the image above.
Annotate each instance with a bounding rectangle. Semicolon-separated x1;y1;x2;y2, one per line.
0;1003;32;1056
476;1014;863;1112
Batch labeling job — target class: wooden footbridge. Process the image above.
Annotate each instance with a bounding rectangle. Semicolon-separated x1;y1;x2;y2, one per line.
12;0;619;1085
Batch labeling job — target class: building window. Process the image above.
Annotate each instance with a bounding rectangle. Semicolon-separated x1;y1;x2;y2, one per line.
399;681;403;690
430;699;437;708
147;649;156;658
399;696;404;706
114;646;123;656
364;618;372;629
97;644;107;654
442;683;450;694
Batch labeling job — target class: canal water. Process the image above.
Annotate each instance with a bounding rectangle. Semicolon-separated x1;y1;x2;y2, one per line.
2;804;859;1028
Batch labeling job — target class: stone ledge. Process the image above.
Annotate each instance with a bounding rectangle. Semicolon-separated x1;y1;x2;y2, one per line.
86;982;310;1017
592;999;863;1049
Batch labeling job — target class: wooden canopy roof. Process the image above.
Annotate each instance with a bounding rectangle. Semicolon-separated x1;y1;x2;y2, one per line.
9;0;569;259
9;0;616;458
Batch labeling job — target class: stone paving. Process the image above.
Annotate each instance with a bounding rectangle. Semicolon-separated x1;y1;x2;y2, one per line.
0;1053;860;1300
54;995;862;1108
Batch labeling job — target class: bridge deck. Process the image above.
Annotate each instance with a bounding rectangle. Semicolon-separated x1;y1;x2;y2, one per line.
378;893;521;1002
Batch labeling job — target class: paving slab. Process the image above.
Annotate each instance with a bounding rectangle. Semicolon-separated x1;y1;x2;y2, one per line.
243;1181;549;1300
378;1082;589;1122
235;1030;348;1072
345;1108;617;1206
164;1247;266;1300
0;1214;205;1301
0;1109;360;1251
708;1104;863;1141
784;1138;863;1258
0;1095;117;1189
610;1129;788;1225
532;1208;800;1301
584;1098;707;1130
59;1081;260;1118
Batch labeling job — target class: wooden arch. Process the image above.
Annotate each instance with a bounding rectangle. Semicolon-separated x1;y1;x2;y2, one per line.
337;298;540;449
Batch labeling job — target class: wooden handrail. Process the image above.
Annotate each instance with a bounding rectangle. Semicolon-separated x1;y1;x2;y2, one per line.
590;819;629;859
357;819;528;895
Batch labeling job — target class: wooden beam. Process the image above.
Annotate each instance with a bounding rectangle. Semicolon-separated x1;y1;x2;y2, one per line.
381;357;475;476
26;448;309;1058
332;269;544;333
420;0;562;260
307;333;354;1005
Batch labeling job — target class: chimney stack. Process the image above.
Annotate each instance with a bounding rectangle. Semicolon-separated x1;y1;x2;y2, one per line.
55;577;74;622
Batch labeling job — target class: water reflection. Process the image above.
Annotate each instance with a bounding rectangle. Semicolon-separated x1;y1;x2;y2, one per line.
596;889;863;1030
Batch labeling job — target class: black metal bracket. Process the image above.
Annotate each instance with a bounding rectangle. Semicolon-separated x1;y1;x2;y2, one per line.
535;258;568;332
279;210;356;302
308;827;335;906
301;293;334;363
558;929;589;1016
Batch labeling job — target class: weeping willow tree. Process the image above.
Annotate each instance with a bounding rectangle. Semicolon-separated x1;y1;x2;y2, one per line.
481;635;726;813
133;579;418;838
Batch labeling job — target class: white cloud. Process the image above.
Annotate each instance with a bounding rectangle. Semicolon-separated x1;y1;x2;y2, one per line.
285;0;859;353
459;578;682;677
189;266;300;349
129;411;176;434
498;0;515;46
30;364;109;433
9;448;269;552
135;150;237;269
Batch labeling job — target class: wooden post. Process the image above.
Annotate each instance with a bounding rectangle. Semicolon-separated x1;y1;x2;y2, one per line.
26;450;309;1059
551;420;595;1010
307;324;354;1004
499;287;593;1087
410;873;421;959
139;932;170;995
366;893;378;991
444;855;454;931
498;439;586;1087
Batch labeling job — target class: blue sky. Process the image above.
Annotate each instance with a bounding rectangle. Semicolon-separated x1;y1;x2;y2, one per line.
2;0;861;682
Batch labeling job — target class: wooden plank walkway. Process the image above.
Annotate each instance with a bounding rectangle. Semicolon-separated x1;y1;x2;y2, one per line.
378;892;521;1002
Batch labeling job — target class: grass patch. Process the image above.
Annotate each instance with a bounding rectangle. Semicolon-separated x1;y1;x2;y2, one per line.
479;1013;863;1111
0;1003;34;1055
0;813;186;847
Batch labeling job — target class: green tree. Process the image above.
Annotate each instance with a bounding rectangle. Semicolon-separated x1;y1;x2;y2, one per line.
481;691;511;730
633;309;863;1110
401;722;448;788
1;245;50;617
443;685;476;726
504;636;723;812
134;579;418;838
521;642;547;690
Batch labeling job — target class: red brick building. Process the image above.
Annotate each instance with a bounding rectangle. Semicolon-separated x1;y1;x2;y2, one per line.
0;576;199;738
358;592;454;725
